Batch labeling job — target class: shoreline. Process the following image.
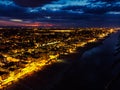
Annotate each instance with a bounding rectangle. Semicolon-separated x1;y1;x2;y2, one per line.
6;34;111;90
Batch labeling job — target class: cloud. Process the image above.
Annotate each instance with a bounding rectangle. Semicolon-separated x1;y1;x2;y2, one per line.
0;4;27;18
89;0;119;3
60;0;120;14
0;0;120;27
0;4;44;20
42;0;120;15
13;0;58;7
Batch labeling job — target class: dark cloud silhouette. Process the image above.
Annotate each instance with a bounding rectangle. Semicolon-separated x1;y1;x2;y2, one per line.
89;0;119;3
61;1;120;14
0;0;120;27
84;4;120;14
0;4;26;18
62;6;84;11
13;0;58;7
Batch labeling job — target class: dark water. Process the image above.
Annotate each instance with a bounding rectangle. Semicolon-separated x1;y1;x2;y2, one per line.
79;31;120;90
53;31;120;90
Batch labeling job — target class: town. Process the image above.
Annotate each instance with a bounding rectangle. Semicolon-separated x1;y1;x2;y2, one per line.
0;27;116;89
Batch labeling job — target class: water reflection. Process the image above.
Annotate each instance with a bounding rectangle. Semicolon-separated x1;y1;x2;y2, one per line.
79;31;120;90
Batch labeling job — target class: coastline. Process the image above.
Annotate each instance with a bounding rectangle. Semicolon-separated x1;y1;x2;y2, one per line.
52;31;120;90
6;34;111;90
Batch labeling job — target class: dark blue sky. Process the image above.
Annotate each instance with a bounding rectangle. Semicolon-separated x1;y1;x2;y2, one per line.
0;0;120;27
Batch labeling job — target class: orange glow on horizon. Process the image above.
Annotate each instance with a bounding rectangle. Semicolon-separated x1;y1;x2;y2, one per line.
0;20;54;27
25;22;54;27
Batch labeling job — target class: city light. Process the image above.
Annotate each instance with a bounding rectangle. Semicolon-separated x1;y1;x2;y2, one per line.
0;27;117;89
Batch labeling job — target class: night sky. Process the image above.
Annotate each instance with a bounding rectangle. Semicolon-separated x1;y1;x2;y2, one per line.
0;0;120;27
